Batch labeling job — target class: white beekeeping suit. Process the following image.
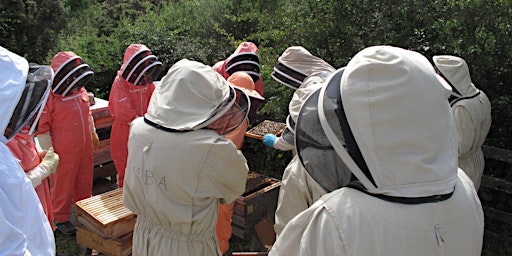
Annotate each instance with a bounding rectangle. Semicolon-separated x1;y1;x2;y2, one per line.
123;59;250;256
269;47;346;237
264;46;336;151
433;55;492;190
0;46;55;255
269;46;484;256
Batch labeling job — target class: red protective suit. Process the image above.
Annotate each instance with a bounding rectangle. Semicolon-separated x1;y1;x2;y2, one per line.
6;132;54;230
213;42;264;96
108;44;155;188
37;87;94;223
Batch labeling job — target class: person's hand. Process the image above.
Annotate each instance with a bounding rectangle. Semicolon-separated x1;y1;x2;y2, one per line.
26;147;59;188
263;134;277;148
92;132;100;150
41;147;59;174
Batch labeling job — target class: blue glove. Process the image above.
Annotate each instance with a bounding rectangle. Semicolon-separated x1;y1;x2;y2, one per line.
263;134;277;148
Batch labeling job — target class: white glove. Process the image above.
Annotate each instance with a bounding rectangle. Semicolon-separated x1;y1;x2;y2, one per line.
26;147;59;188
36;132;53;150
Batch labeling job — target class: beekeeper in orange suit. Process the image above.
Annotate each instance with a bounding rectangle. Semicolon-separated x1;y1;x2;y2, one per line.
213;41;264;96
123;59;250;256
269;46;484;256
36;51;99;236
433;55;492;190
217;71;264;256
6;64;59;231
0;46;56;255
108;44;162;188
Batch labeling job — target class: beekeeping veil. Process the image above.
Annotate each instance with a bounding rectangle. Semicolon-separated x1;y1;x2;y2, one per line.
225;52;261;83
271;46;335;90
145;59;249;135
297;46;459;200
120;45;163;86
1;47;53;143
51;52;94;96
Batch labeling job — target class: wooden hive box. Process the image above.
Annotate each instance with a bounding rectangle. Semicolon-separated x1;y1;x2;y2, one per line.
75;188;136;239
91;98;117;181
76;226;132;256
232;172;281;240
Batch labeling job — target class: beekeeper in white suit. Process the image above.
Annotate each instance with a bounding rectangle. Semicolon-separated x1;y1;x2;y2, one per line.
269;45;484;256
267;46;348;237
123;59;250;256
433;55;491;190
0;46;56;255
264;46;336;151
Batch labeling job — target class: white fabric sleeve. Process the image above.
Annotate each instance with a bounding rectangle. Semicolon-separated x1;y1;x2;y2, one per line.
453;105;475;158
273;137;295;151
36;132;52;150
270;201;347;256
275;157;327;237
200;138;249;204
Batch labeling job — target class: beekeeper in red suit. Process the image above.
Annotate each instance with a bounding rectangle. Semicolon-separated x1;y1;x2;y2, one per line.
36;51;99;235
264;46;342;237
123;59;250;256
108;44;162;188
216;71;264;256
269;46;484;255
7;63;59;231
433;55;491;190
0;46;56;255
213;41;264;96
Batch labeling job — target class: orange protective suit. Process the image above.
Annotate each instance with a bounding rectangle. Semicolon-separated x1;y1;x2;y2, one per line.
108;44;155;187
216;72;260;255
213;42;264;96
7;132;54;230
37;52;95;223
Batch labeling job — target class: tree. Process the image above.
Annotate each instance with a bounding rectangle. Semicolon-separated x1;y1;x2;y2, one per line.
0;0;66;62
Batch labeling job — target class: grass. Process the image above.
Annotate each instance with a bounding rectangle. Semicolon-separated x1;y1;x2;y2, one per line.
56;228;511;255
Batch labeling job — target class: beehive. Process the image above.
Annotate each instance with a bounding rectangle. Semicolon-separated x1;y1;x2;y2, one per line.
76;227;132;256
75;188;136;239
232;172;281;240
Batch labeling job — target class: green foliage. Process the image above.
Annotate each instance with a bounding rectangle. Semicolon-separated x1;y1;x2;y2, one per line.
0;0;66;62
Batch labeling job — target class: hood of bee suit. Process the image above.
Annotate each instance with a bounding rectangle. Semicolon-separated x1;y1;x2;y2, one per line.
50;51;94;96
296;46;459;197
433;55;478;97
122;44;150;70
340;46;458;197
145;59;234;130
0;46;29;144
227;71;264;100
224;42;261;82
51;51;78;73
272;46;336;90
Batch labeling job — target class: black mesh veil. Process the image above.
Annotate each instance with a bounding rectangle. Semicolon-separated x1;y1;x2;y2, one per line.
295;68;352;193
52;56;94;96
121;50;163;86
4;66;53;140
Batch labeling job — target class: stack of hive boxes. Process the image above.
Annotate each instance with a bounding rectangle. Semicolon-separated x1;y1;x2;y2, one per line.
75;188;136;256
